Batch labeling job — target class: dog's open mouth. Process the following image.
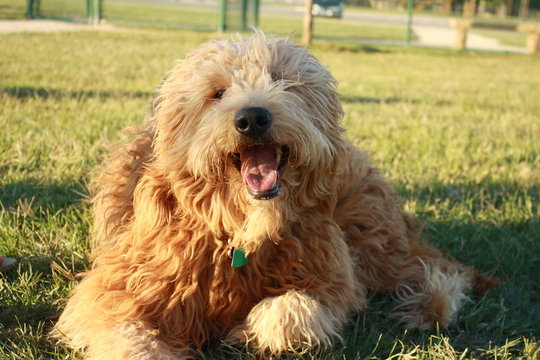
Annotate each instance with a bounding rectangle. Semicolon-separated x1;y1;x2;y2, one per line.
232;145;289;200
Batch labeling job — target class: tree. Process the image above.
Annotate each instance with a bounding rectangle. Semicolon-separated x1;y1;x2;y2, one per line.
519;0;531;17
303;0;314;46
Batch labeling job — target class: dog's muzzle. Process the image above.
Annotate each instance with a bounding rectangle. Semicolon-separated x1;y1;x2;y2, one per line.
233;107;287;201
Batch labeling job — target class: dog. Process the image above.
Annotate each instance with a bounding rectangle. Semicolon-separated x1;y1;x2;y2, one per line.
55;31;495;359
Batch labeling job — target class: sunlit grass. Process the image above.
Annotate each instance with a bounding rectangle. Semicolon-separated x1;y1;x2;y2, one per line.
0;0;408;41
0;0;26;19
472;28;528;47
1;28;539;359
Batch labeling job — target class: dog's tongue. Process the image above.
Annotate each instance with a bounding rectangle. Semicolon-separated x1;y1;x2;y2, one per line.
240;145;278;194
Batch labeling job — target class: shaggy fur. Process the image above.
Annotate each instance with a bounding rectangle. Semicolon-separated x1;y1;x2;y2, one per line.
55;31;494;359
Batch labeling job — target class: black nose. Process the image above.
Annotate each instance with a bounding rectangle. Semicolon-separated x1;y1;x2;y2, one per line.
234;107;272;139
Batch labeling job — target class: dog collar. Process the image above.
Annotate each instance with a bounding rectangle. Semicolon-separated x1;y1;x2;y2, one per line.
227;239;248;267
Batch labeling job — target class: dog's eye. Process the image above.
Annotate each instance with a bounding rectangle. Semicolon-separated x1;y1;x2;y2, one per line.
213;89;225;100
271;73;282;82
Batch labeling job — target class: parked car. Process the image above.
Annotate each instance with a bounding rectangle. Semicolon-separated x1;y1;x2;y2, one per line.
312;0;344;18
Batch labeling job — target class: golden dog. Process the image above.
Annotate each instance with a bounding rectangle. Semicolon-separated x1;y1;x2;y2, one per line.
55;31;493;359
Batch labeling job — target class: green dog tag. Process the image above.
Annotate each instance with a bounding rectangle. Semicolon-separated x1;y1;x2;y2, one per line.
231;247;248;267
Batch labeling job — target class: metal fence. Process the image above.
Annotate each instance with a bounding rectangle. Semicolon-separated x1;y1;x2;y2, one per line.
27;0;89;23
25;0;260;31
8;0;540;53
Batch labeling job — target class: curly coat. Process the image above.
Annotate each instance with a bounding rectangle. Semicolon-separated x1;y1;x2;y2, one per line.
55;31;494;359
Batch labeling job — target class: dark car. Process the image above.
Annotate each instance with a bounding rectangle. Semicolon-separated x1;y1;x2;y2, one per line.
312;0;344;18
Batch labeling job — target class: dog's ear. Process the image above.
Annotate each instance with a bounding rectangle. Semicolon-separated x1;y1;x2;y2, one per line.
147;48;222;164
149;80;165;121
146;67;192;171
131;172;177;239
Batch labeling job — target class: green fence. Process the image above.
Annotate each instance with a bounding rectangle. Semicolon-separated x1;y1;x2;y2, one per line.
25;0;259;31
220;0;260;31
103;0;215;31
27;0;89;23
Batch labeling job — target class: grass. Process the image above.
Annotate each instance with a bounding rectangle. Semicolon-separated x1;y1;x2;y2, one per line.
1;27;539;359
263;16;410;42
100;0;409;42
0;0;26;19
471;28;527;48
0;0;408;41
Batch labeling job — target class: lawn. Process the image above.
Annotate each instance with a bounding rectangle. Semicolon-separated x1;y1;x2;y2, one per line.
0;0;409;41
0;28;539;359
471;28;527;48
0;0;26;19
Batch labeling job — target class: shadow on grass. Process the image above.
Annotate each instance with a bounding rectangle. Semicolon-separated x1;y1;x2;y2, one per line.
0;179;90;341
0;177;89;212
395;180;539;224
341;95;415;104
393;180;540;269
314;41;390;54
0;179;537;358
0;256;58;317
340;95;452;106
1;86;154;101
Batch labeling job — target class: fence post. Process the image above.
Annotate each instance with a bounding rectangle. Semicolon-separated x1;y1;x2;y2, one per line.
217;0;226;32
405;0;414;44
302;0;314;46
241;0;248;31
27;0;41;18
517;24;540;54
253;0;260;28
86;0;93;23
95;0;102;24
450;19;473;50
26;0;34;18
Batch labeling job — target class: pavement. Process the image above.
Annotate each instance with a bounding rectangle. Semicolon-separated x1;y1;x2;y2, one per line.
0;14;525;53
260;5;525;53
338;8;524;53
0;19;115;33
412;24;524;52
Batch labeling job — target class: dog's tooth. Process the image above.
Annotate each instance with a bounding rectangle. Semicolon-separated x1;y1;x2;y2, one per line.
275;147;282;163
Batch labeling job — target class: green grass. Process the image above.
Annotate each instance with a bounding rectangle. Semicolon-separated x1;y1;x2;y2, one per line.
100;0;408;42
1;28;539;359
39;0;88;23
263;16;410;42
0;0;26;19
0;0;408;41
471;29;527;48
104;1;216;30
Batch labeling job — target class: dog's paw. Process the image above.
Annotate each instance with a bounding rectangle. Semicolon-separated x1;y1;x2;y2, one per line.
393;263;472;329
226;290;343;356
60;321;194;360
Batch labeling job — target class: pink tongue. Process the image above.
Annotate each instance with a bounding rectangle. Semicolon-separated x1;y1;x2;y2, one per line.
240;145;278;193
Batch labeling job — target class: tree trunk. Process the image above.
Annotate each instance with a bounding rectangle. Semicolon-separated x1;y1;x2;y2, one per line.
519;0;530;18
443;0;452;15
303;0;314;46
506;0;513;16
469;0;477;16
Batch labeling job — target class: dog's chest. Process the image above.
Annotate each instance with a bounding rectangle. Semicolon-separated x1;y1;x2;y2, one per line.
203;247;294;331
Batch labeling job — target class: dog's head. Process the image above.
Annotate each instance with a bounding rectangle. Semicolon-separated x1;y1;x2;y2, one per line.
151;31;344;207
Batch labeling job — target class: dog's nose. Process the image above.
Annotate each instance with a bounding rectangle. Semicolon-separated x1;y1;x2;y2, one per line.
234;107;272;138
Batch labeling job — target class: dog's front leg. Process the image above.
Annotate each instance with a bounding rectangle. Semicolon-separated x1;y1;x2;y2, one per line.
87;321;194;360
228;228;365;356
227;290;343;356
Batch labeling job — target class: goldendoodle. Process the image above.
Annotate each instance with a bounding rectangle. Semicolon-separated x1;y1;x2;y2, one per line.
55;31;494;359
